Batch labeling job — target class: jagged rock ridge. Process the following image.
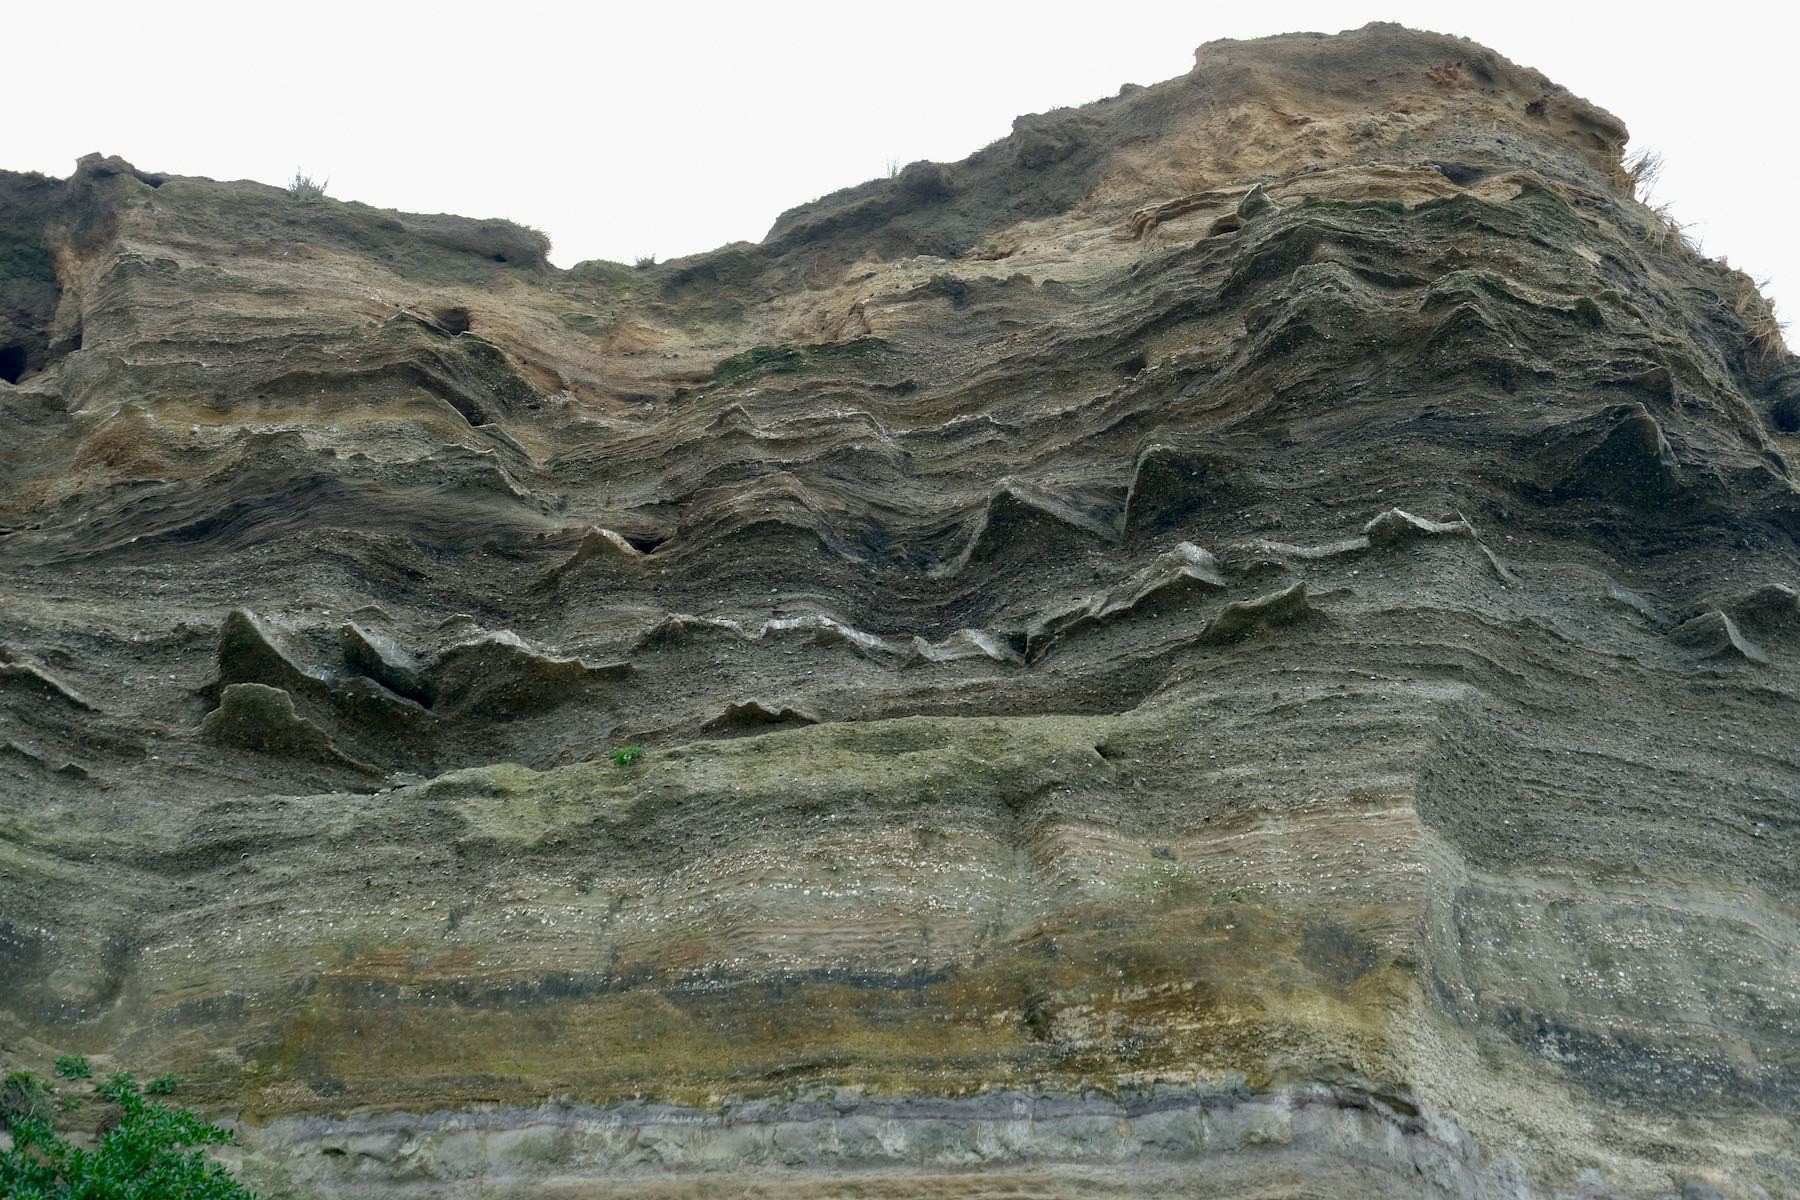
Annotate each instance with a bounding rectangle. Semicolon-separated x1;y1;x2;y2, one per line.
1;22;1796;1200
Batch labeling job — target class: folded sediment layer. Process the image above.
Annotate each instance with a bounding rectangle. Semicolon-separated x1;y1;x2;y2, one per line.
1;20;1796;1200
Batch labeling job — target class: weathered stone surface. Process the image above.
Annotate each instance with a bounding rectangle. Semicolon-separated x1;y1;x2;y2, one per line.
198;682;373;773
1;21;1796;1200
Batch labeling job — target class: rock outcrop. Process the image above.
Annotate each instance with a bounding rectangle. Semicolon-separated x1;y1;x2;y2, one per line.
2;22;1796;1199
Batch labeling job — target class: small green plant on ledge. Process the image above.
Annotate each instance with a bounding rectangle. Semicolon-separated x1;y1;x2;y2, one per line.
610;745;645;767
53;1054;91;1080
1;1067;258;1198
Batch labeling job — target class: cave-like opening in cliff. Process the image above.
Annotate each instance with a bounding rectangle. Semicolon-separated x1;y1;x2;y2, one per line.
434;306;472;335
0;344;27;384
622;532;667;554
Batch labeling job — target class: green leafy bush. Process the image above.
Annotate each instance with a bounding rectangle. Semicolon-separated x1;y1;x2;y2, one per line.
2;1070;54;1128
53;1055;91;1080
287;170;327;203
0;1069;257;1198
610;745;645;767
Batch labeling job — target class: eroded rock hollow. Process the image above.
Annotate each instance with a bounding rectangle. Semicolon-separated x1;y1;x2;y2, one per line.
2;22;1796;1199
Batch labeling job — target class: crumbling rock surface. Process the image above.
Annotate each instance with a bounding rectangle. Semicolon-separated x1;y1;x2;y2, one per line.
1;22;1796;1200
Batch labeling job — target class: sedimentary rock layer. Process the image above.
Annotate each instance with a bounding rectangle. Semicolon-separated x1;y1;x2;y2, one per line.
1;21;1796;1199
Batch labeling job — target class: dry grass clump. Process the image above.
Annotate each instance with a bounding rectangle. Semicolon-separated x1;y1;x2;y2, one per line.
1645;202;1696;254
1730;274;1787;357
1620;148;1702;257
1625;146;1788;357
1624;148;1663;200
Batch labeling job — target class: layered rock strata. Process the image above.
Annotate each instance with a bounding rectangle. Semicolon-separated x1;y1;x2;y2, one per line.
1;22;1796;1199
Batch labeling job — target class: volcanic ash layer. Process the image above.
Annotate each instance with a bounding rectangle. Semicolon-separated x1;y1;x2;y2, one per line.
2;20;1797;1200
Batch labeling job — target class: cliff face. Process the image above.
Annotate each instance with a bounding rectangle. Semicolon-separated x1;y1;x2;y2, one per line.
2;22;1797;1199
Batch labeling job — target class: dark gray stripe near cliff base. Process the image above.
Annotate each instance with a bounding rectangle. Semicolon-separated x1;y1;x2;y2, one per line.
233;1081;1606;1199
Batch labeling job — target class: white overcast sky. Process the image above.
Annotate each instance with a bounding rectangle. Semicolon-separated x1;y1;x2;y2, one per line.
9;1;1794;325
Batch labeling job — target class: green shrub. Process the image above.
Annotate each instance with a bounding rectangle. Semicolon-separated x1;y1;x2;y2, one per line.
0;1071;257;1198
51;1057;90;1086
610;745;645;767
287;169;328;203
1;1070;53;1129
53;1055;91;1080
145;1074;182;1096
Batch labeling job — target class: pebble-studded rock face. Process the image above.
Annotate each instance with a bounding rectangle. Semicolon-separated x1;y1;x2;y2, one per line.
1;22;1796;1200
